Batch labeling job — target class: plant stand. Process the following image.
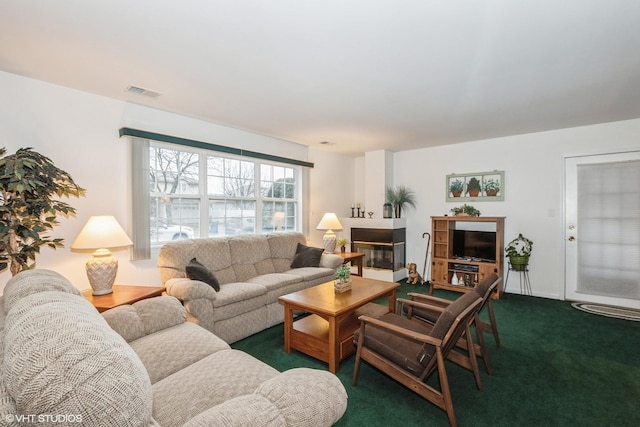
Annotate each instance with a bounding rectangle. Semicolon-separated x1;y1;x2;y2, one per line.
505;262;532;296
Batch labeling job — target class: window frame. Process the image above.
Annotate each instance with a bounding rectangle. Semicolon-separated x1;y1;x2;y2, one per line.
132;139;303;259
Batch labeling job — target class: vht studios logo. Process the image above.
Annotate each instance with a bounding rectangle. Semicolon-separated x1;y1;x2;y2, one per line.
5;414;83;423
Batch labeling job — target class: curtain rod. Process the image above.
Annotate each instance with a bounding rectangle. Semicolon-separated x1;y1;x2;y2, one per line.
118;128;314;168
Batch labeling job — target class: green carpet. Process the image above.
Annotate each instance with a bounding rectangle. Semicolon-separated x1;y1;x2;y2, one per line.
232;281;640;426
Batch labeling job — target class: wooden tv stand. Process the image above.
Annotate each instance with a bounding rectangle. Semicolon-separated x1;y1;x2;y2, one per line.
429;216;505;299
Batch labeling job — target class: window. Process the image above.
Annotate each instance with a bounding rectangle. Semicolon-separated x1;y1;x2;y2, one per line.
145;141;301;249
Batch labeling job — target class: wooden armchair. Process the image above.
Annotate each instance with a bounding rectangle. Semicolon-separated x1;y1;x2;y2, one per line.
404;273;501;374
352;292;482;427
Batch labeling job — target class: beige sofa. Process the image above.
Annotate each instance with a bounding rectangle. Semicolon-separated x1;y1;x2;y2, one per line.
158;232;343;343
0;270;348;426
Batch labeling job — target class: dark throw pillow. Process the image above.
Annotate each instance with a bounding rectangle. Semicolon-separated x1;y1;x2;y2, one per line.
185;258;220;292
290;243;324;268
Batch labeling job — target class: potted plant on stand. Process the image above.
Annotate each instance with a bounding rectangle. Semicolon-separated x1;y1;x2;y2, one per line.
505;233;533;271
334;265;352;293
385;185;417;218
0;147;86;275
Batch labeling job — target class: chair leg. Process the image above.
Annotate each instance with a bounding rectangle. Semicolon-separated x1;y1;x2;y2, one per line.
464;324;482;391
487;300;501;348
352;326;366;386
436;348;457;427
473;314;491;375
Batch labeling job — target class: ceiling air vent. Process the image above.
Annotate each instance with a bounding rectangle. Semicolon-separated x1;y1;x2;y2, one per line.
126;85;162;98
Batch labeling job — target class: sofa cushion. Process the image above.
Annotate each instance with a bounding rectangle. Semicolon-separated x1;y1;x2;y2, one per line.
130;322;230;384
182;394;285;427
286;266;336;282
290;243;324;268
3;290;152;426
247;273;302;291
152;349;279;426
186;258;221;291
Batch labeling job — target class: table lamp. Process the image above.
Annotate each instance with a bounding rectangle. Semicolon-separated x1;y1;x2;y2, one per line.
316;213;343;254
71;215;133;295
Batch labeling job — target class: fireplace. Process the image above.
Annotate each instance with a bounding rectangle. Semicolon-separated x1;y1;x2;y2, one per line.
351;227;406;282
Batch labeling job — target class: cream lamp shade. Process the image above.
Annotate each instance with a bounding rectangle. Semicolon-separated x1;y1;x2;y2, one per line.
71;215;133;296
316;213;343;254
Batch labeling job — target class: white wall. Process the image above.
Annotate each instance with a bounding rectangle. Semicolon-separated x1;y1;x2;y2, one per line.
307;148;356;247
0;71;338;294
393;119;640;299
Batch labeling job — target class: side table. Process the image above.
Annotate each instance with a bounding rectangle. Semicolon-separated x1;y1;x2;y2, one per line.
82;284;165;312
335;252;365;276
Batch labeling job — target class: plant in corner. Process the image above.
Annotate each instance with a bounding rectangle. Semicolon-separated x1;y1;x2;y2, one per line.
450;204;480;217
385;185;417;218
449;179;464;197
0;147;86;275
505;233;533;271
466;177;481;197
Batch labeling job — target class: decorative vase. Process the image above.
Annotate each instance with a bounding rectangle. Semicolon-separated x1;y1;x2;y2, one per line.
383;203;393;218
451;273;459;285
395;205;401;218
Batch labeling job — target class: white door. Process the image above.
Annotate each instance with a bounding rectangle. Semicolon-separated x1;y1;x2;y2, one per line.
565;151;640;309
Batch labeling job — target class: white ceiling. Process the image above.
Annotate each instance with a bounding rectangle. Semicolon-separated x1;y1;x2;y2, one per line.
2;1;640;156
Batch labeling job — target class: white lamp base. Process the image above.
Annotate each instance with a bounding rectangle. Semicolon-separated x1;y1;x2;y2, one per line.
323;230;337;254
86;249;118;296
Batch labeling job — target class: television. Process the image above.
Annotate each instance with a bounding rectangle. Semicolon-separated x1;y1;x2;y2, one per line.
452;230;496;262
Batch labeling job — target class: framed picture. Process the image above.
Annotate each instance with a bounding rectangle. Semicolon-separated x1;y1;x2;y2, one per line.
446;170;504;202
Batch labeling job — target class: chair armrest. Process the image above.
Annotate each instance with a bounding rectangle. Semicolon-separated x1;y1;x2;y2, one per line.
165;278;217;301
357;315;442;347
102;296;186;342
407;293;453;307
397;298;446;316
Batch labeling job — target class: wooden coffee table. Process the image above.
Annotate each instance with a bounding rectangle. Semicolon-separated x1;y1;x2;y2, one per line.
278;276;399;373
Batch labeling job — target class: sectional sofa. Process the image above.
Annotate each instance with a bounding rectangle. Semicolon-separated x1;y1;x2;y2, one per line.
158;232;343;343
0;269;348;426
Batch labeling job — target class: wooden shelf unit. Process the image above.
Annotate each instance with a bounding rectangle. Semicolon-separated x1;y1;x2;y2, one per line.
430;216;505;299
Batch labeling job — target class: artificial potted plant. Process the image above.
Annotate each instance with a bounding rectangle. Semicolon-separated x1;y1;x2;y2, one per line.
505;233;533;271
449;179;464;197
466;177;481;197
385;185;417;218
0;147;86;275
484;179;500;197
450;204;480;217
337;237;348;253
334;264;352;293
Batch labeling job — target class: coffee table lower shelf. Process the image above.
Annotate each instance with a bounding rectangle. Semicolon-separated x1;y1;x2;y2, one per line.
290;314;360;365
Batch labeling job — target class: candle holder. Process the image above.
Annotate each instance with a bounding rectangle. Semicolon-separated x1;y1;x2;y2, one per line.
351;207;355;218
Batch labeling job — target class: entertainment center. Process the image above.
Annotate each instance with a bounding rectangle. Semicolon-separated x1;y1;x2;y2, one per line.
429;216;505;299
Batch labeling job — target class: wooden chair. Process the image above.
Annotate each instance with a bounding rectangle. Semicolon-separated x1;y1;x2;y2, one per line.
404;274;501;374
353;292;482;427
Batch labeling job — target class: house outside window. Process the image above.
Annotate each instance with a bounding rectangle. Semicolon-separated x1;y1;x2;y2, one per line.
148;142;300;248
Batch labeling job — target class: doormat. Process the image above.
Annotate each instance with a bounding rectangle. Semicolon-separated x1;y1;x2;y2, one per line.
571;302;640;322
